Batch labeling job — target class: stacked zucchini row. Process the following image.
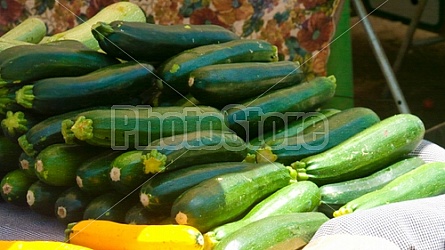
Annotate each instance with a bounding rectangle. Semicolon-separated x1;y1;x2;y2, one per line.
1;3;445;250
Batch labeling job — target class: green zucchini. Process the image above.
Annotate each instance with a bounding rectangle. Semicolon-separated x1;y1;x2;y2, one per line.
1;17;47;43
270;107;381;164
0;85;26;115
139;162;260;214
92;21;239;62
224;75;337;140
1;110;46;141
34;143;108;186
171;162;296;232
320;156;425;205
156;39;278;96
0;134;23;173
26;180;67;216
204;181;321;249
83;191;138;223
54;186;95;225
333;161;445;217
0;40;119;85
188;61;304;107
140;130;248;174
15;61;155;115
1;169;37;206
45;1;147;50
18;152;36;178
213;212;329;250
76;150;122;196
248;108;341;151
292;114;425;185
0;38;33;53
125;203;170;225
62;105;228;148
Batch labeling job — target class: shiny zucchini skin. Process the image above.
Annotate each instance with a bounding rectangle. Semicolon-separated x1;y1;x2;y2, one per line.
188;61;304;107
271;107;381;164
76;150;123;196
92;21;239;62
333;161;445;217
320;156;425;205
26;180;67;216
83;192;138;223
140;130;248;174
1;169;37;206
224;75;337;140
293;113;426;185
0;40;119;84
156;39;278;96
62;105;228;149
171;162;295;232
139;162;259;214
54;186;95;225
15;61;155;115
205;181;321;248
213;212;329;250
34;143;108;187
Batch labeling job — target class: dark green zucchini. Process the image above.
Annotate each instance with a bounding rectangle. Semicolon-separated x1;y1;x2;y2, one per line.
1;169;37;206
213;212;329;250
124;203;170;225
270;107;381;164
0;134;23;173
292;113;425;185
224;75;337;140
156;39;278;96
62;105;228;148
141;130;248;174
139;162;260;214
18;106;110;157
171;162;296;232
188;61;304;107
0;85;27;114
15;61;155;115
204;180;321;249
83;191;138;223
18;151;36;178
54;186;95;225
34;143;109;186
248;108;341;151
0;40;119;84
320;156;425;206
333;161;445;217
1;110;45;141
76;150;122;196
92;21;239;62
26;180;67;216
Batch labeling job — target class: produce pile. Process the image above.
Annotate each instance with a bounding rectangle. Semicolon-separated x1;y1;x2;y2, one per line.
1;2;445;250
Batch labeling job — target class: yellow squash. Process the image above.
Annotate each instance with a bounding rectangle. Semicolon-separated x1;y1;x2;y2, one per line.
0;240;93;250
66;220;205;250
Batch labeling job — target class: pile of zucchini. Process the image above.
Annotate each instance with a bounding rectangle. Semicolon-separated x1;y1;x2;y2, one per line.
1;3;445;250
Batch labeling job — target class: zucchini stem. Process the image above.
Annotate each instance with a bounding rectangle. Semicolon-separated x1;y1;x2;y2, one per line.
15;85;35;109
1;111;28;136
255;146;278;163
17;135;36;156
141;150;167;174
91;22;115;42
61;119;76;144
70;116;94;141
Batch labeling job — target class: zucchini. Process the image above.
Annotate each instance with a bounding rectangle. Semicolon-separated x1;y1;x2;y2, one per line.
76;150;122;196
141;130;248;174
292;113;425;185
0;40;119;85
1;17;47;43
224;75;337;140
248;108;341;151
18;152;36;178
62;105;228;148
92;21;239;62
270;107;381;164
55;186;95;225
156;39;278;96
0;85;26;115
188;61;304;107
83;192;138;223
15;61;155;115
1;169;36;206
34;143;108;186
0;38;33;53
0;134;23;173
125;203;170;225
139;162;260;214
320;156;425;205
26;180;67;216
171;162;296;232
204;181;321;249
213;212;329;250
333;161;445;217
1;110;45;141
45;1;147;50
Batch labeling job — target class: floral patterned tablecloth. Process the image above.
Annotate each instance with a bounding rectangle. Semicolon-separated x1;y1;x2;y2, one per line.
0;0;343;77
